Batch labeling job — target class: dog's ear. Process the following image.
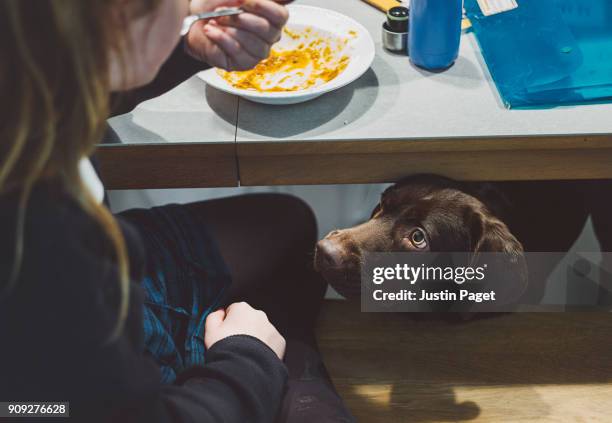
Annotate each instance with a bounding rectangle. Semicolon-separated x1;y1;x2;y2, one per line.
472;212;522;254
469;208;528;308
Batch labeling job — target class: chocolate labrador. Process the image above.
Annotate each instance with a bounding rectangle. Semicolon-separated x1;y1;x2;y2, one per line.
314;174;530;305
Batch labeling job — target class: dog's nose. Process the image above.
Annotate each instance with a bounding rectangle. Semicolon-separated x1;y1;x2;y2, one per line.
315;239;345;269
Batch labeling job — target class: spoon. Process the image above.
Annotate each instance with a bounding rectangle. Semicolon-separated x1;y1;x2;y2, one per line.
181;1;295;36
181;8;243;36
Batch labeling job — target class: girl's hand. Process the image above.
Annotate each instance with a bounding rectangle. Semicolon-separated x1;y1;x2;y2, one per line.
205;302;286;360
185;0;289;71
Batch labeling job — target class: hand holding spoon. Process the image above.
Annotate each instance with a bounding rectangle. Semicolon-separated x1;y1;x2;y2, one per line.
181;1;295;36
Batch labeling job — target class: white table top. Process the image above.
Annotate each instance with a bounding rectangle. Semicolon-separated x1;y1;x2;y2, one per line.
107;76;237;144
107;0;612;146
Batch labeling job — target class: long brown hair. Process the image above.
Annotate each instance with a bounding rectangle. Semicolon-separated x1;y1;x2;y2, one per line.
0;0;161;341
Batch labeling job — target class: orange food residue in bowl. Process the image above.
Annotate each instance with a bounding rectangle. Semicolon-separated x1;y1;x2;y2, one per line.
217;27;355;93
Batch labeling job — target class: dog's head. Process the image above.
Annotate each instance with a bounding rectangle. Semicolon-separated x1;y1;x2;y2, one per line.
314;175;527;300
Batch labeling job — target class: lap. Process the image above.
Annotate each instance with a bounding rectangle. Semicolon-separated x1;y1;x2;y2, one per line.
118;193;325;382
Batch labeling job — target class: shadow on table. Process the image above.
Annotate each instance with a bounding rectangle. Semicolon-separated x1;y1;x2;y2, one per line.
103;126;123;145
103;117;167;144
410;54;485;91
206;65;386;139
203;85;241;127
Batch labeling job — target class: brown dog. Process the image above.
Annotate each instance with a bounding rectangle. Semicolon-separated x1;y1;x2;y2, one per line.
314;175;528;304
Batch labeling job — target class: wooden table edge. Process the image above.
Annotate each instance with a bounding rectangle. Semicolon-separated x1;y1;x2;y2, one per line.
94;134;612;188
96;143;239;189
236;136;612;185
236;134;612;156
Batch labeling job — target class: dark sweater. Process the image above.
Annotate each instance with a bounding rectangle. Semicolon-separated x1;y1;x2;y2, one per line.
0;41;287;421
0;183;287;422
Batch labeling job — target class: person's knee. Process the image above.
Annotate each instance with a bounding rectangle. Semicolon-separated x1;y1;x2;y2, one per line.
278;194;317;242
255;193;318;247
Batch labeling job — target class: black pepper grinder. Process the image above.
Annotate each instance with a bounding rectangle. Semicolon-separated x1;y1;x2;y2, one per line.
382;6;410;54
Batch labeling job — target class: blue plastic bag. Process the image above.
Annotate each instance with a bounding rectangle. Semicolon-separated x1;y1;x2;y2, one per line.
465;0;612;108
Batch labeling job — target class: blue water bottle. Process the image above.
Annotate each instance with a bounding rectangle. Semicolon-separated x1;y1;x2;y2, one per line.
409;0;462;70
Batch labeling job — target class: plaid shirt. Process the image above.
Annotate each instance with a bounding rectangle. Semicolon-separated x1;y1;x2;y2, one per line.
120;204;231;384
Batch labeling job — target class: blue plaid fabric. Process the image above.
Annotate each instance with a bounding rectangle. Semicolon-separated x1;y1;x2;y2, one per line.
120;204;231;384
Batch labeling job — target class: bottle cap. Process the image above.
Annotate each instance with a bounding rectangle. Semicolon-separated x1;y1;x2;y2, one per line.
387;6;409;33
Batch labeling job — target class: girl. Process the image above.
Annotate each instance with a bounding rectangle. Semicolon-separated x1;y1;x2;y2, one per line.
0;0;353;421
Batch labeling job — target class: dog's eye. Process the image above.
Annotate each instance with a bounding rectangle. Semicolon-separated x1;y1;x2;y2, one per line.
410;229;427;249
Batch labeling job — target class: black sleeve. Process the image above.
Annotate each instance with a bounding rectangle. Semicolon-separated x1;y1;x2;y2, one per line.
155;336;288;422
85;329;288;423
110;39;211;117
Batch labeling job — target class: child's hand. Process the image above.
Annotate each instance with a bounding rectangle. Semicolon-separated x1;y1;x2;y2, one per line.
185;0;289;71
205;302;286;360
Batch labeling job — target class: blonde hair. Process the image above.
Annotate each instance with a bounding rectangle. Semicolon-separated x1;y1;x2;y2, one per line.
0;0;161;341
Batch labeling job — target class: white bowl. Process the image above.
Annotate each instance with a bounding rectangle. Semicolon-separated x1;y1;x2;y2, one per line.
198;5;375;105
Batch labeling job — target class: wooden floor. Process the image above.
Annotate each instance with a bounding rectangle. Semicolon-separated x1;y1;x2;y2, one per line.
316;301;612;422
